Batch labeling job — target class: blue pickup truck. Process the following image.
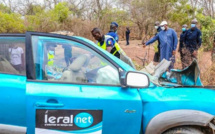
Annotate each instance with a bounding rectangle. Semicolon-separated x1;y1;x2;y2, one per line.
0;32;215;134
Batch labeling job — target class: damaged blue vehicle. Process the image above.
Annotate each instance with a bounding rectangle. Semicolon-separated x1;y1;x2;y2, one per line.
0;32;215;134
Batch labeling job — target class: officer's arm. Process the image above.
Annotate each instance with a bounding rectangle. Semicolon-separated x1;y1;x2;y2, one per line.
173;30;178;50
106;38;115;52
115;35;119;42
179;34;183;48
197;30;202;48
183;31;188;45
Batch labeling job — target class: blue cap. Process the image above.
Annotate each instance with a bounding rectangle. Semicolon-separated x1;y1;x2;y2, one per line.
111;22;118;27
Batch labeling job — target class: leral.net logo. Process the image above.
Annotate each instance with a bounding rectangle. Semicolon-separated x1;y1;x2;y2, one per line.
44;111;94;128
74;112;94;128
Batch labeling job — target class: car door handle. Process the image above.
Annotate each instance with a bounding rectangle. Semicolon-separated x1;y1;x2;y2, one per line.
35;102;64;107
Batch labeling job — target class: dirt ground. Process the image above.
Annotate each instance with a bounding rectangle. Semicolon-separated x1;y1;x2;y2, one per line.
118;40;213;85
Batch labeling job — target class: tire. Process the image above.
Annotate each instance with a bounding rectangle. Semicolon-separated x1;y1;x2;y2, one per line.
162;126;204;134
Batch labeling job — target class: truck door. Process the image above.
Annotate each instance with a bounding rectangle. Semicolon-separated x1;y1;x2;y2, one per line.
25;32;142;134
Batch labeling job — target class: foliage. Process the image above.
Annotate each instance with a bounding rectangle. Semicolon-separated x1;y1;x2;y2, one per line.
26;2;71;32
169;0;215;51
51;2;71;23
0;12;25;33
0;4;11;13
196;13;215;50
101;8;131;31
25;4;45;15
0;0;215;51
26;10;58;32
168;0;195;26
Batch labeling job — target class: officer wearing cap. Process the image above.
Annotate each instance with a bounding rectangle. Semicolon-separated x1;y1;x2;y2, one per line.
183;18;202;68
179;24;188;68
107;22;119;42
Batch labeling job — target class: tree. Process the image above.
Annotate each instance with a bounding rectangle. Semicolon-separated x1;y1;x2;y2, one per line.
0;11;25;33
0;3;11;13
51;2;70;23
25;4;45;15
169;0;196;26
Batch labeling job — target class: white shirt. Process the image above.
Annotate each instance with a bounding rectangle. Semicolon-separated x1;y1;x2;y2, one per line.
9;47;24;65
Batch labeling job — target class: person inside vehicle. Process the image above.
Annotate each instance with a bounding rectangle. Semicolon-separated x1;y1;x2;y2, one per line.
45;44;62;80
47;45;55;66
8;43;25;73
62;43;72;67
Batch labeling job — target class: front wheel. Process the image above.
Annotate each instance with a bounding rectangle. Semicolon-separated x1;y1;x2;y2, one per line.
162;126;204;134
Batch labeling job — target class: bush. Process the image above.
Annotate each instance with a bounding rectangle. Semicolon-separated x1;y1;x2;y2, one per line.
0;12;25;33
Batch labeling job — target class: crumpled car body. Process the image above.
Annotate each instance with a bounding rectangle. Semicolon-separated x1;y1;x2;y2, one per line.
141;59;202;87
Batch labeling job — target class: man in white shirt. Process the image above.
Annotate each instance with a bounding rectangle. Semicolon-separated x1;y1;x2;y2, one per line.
8;44;24;73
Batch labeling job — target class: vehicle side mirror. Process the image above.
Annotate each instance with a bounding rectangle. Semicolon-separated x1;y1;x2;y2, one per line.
125;71;149;88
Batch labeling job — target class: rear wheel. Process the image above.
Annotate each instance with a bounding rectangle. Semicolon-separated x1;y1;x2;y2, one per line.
162;126;204;134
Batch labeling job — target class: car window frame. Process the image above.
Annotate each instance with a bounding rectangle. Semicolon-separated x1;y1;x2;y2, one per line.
26;32;123;87
0;34;26;76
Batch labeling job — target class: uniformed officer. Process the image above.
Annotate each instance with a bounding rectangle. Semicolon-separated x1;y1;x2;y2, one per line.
125;27;130;45
47;45;55;66
91;27;121;58
45;44;57;80
183;19;202;68
179;24;188;68
107;22;119;42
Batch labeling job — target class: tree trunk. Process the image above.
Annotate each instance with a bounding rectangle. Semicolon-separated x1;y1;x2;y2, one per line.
138;28;144;40
96;0;102;27
137;22;144;40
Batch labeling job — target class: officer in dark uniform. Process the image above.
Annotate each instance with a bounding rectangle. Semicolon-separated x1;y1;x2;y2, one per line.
153;21;162;62
125;27;130;45
178;24;188;68
183;19;202;68
107;22;119;42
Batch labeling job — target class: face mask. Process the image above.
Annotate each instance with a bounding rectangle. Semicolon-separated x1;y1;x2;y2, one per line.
155;26;158;29
161;26;165;31
191;24;196;28
49;51;54;55
182;28;186;31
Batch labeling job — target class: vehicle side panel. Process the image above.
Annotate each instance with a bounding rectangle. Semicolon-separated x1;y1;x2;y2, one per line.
26;82;143;134
139;87;215;133
0;74;26;126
